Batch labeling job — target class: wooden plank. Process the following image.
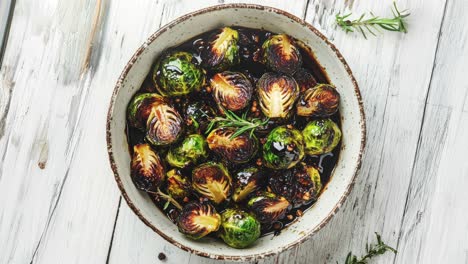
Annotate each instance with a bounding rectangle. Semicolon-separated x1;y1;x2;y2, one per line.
0;0;14;65
0;0;122;263
0;0;15;139
284;0;449;263
395;0;468;262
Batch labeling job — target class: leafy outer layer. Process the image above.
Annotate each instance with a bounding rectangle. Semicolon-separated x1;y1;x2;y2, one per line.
257;72;299;118
131;143;165;192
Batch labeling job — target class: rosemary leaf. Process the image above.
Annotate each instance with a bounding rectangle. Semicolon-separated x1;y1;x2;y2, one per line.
340;233;396;264
205;107;269;139
336;2;410;39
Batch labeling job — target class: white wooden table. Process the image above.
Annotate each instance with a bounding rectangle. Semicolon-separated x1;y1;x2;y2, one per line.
1;0;467;263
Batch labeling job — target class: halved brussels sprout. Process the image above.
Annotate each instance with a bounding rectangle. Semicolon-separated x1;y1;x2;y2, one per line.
184;102;216;132
296;84;340;117
146;104;183;146
294;68;318;92
232;167;265;202
257;72;299;118
269;163;322;207
153;51;205;97
131;143;165;192
219;209;261;248
166;134;208;168
201;27;240;71
262;34;302;75
263;126;305;169
192;162;232;204
302;119;341;155
247;191;291;223
210;71;253;112
166;169;191;200
127;93;165;130
177;202;221;239
207;127;258;164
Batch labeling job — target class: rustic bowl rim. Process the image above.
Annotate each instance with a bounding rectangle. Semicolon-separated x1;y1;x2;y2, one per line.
106;3;366;261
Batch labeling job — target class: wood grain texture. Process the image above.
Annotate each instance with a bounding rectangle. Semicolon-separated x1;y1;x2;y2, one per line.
0;0;14;64
395;0;468;263
0;0;467;263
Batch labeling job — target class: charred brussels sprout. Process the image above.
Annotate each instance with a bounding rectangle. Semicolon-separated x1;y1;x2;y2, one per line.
146;103;183;146
177;202;221;239
166;134;208;168
269;163;322;207
247;191;291;223
127;93;165;130
131;144;165;192
263;126;305;169
302;119;341;155
210;71;253;112
294;68;318;92
296;84;340;117
232;167;265;202
201;27;240;71
153;51;205;97
192;162;232;204
262;34;302;75
184;102;216;132
257;72;299;118
219;209;261;248
207;127;258;164
166;169;191;200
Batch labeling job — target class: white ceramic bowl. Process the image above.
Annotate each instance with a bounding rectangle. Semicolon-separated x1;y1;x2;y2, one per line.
107;4;365;261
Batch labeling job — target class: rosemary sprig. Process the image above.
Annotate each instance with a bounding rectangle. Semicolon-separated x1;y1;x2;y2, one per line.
148;188;183;210
205;110;269;139
342;233;397;264
336;2;410;39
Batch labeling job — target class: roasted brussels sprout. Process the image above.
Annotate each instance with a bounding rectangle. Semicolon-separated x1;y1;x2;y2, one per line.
166;169;191;200
201;27;240;71
166;134;208;168
247;191;291;223
146;103;183;146
261;34;302;75
210;71;253;112
153;51;205;97
184;102;216;132
177;202;221;239
296;84;340;117
207;127;258;164
232;167;265;202
192;162;232;204
294;68;318;92
257;72;299;118
131;143;165;192
269;163;322;207
127;93;165;130
302;119;341;155
219;209;261;248
263;126;305;169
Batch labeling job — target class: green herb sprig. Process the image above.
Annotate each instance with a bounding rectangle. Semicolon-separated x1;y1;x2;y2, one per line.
336;2;410;39
205;110;269;139
342;233;397;264
148;188;183;211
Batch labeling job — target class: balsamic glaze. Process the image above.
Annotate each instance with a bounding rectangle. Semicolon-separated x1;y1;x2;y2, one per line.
125;26;341;237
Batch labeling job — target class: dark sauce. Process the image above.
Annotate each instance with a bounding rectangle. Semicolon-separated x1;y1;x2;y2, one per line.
126;27;341;237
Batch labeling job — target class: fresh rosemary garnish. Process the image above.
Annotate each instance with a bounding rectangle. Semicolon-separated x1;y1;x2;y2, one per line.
336;2;410;39
342;233;397;264
148;188;183;210
205;109;269;139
